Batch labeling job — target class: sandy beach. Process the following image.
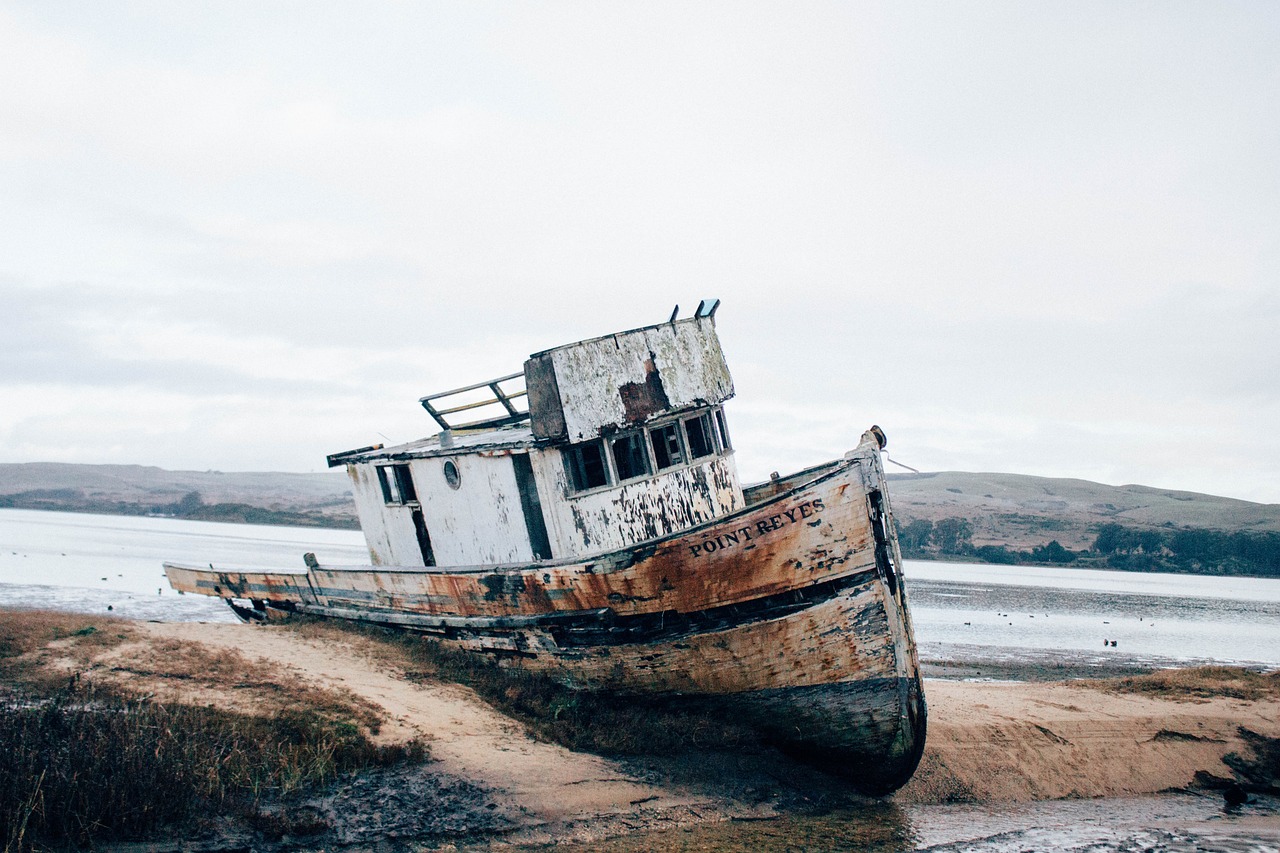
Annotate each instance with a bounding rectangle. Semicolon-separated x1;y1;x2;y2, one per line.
4;614;1268;850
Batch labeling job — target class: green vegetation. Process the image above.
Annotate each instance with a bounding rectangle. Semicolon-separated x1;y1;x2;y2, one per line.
898;517;1280;578
1094;523;1280;577
0;611;422;850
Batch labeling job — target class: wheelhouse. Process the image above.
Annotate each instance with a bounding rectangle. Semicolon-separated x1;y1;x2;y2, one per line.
328;309;744;568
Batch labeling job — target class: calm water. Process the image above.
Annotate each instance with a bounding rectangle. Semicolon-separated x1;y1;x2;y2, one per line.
907;560;1280;671
0;508;367;621
3;508;1279;851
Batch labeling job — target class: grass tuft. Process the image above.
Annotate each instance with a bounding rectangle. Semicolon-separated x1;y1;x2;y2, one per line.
1091;666;1280;701
0;684;425;849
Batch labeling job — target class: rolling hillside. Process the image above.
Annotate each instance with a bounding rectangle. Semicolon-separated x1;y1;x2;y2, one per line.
887;471;1280;551
0;462;356;527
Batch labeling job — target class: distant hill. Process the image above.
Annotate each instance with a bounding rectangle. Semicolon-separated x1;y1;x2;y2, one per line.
887;471;1280;551
887;471;1280;577
0;462;356;528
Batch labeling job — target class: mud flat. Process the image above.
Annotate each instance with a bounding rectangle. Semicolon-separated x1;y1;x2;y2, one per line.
5;613;1279;850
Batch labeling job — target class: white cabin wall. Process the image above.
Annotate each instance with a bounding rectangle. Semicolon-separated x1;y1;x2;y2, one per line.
345;464;422;566
416;453;535;567
529;449;743;557
351;456;537;567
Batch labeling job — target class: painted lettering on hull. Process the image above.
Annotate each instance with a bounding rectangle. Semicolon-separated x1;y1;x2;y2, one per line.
688;498;825;558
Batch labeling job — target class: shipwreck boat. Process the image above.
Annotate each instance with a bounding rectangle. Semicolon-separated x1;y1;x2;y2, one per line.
165;302;926;794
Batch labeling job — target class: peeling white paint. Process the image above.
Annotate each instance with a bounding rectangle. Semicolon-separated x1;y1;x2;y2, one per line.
530;449;743;557
419;454;534;567
349;454;539;568
546;317;733;441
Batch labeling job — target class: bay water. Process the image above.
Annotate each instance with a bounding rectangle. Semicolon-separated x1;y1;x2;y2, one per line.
0;507;367;621
908;559;1280;672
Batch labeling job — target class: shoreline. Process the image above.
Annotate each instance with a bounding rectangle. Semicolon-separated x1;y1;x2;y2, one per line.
921;658;1181;682
4;612;1279;850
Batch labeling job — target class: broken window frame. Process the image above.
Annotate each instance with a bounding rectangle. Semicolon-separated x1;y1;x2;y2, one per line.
563;439;611;493
377;464;419;505
649;422;686;470
611;432;653;482
713;408;732;452
562;406;732;496
682;411;716;460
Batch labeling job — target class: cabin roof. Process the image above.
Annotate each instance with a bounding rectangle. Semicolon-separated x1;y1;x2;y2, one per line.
333;423;535;465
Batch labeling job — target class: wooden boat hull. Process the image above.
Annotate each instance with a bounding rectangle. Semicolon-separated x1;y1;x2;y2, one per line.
165;440;926;794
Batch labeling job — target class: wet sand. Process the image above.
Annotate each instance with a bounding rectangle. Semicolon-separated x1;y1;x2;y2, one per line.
32;619;1280;850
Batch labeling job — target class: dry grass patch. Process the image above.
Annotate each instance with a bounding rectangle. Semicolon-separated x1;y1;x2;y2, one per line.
0;609;134;692
0;608;134;661
1087;666;1280;702
0;609;427;850
1;686;426;850
102;638;387;735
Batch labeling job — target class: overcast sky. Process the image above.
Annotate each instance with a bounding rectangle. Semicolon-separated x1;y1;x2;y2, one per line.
3;2;1278;503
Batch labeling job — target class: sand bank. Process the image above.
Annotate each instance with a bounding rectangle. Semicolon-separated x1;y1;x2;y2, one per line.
899;678;1278;803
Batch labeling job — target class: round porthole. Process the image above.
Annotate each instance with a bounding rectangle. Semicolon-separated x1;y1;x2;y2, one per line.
443;460;461;490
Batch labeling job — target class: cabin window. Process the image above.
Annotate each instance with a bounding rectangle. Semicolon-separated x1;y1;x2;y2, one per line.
683;412;716;459
377;464;418;505
612;433;652;481
564;440;609;492
442;459;461;490
650;423;684;470
714;408;732;451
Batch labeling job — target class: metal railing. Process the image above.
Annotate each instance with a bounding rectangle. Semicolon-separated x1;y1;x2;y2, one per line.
419;371;530;431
